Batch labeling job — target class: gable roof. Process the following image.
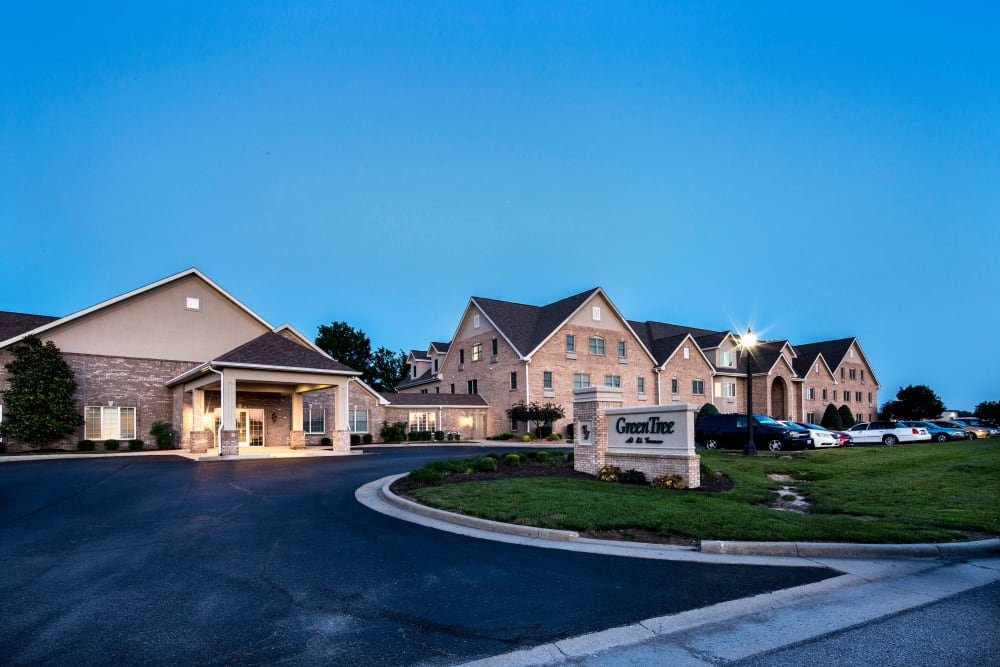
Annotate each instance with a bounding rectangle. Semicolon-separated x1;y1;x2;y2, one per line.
0;311;59;342
0;268;273;350
429;341;451;353
792;347;834;379
793;338;856;370
471;288;599;358
395;368;439;390
627;320;724;368
215;332;359;373
740;340;795;375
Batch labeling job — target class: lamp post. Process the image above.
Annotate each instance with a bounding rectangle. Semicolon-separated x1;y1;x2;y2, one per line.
741;328;758;456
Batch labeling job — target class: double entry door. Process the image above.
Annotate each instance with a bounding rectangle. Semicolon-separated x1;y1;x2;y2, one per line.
237;409;265;447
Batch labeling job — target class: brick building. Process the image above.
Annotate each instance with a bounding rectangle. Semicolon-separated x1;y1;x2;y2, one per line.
396;287;881;436
0;270;491;454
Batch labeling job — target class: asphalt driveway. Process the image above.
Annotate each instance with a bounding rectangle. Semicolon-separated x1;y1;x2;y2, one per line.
0;447;834;665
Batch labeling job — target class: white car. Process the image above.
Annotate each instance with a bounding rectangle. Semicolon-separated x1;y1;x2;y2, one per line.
782;421;839;448
846;421;931;446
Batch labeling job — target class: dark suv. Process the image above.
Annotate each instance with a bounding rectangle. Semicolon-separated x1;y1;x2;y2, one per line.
695;413;812;452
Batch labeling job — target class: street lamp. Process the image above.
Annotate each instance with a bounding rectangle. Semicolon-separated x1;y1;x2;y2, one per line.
740;328;758;456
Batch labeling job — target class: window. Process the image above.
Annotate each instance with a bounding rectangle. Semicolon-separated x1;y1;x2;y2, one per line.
833;390;838;401
861;370;866;384
411;366;417;379
185;297;200;310
605;375;621;388
450;384;455;394
589;337;605;355
459;349;465;364
543;371;553;389
592;306;601;320
717;382;736;398
671;378;678;394
617;341;626;358
683;347;690;359
807;387;815;400
303;405;325;434
510;417;518;432
409;412;436;431
467;379;478;394
420;389;427;394
822;388;828;400
692;380;705;395
435;387;439;393
841;368;845;379
433;359;439;373
719;351;734;367
807;412;816;423
856;413;863;424
849;368;856;380
856;391;863;402
868;392;872;403
849;348;855;358
472;343;482;362
85;406;136;441
510;372;517;390
566;335;575;352
637;377;645;394
492;338;498;355
473;314;480;328
844;391;850;402
573;373;590;389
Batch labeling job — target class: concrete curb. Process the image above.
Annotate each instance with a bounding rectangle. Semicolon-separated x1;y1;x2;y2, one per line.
379;474;1000;559
379;473;580;542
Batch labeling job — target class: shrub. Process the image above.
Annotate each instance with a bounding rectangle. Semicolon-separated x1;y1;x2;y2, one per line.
566;450;574;463
321;437;333;446
478;457;498;472
696;402;720;425
488;432;515;441
536;451;551;463
362;433;373;444
651;474;686;490
619;469;647;485
838;405;856;429
407;430;421;442
503;453;521;466
598;465;621;482
128;439;145;451
380;421;408;443
149;421;175;450
546;433;562;441
104;439;120;451
566;423;574;440
408;468;443;484
520;434;532;442
821;404;843;430
434;430;445;441
77;439;96;451
518;450;538;461
549;449;566;458
350;434;361;446
538;424;553;439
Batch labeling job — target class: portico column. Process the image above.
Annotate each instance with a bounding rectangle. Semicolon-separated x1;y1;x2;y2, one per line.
289;391;305;449
332;382;350;453
219;374;239;455
189;388;208;453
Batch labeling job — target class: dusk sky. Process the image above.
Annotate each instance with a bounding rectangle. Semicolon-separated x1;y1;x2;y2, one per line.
2;2;997;411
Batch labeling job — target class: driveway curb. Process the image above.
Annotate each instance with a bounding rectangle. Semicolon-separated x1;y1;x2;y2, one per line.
379;474;1000;559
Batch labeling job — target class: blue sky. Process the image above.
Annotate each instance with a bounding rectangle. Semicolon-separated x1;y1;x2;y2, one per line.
2;2;997;411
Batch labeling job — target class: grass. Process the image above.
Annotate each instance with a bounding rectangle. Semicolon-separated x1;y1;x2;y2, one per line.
405;439;1000;543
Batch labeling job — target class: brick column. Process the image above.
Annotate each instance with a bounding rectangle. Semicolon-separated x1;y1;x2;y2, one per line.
220;430;239;456
289;430;306;449
189;431;208;454
573;386;624;476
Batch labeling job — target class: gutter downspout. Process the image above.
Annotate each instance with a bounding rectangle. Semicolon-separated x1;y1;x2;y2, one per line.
523;358;530;435
207;365;224;456
654;367;662;405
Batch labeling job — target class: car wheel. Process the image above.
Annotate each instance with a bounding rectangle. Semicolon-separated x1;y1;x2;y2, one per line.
767;439;783;452
883;434;898;446
935;433;948;443
705;439;719;450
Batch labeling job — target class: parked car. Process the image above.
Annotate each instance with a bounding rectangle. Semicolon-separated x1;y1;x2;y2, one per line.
846;421;931;446
950;418;1000;437
932;420;991;439
827;429;853;446
900;420;971;443
695;413;812;451
782;421;839;448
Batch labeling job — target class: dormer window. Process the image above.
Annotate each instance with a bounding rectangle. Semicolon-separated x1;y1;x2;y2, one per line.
719;351;734;366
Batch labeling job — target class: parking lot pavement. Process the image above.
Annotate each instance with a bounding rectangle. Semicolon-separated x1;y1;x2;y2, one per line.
0;448;836;666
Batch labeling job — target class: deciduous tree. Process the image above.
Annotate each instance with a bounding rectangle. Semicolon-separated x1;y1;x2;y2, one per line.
885;384;945;420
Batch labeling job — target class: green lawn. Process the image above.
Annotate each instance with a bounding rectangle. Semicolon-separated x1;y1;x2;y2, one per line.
405;440;1000;543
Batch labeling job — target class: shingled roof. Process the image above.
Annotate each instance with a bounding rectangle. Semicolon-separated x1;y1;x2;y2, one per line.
628;320;726;367
739;340;794;375
215;332;359;373
378;392;488;407
396;368;438;389
793;338;856;371
0;311;60;343
472;288;599;357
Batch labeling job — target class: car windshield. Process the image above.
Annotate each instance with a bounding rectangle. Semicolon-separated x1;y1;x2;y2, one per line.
753;415;781;426
803;423;824;430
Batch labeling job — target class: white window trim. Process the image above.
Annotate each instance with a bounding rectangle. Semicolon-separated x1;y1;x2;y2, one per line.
304;405;326;434
348;407;369;433
85;406;137;441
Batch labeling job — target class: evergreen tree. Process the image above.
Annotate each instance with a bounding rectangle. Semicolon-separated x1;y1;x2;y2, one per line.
696;402;719;425
0;336;84;448
820;403;843;430
838;404;856;428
